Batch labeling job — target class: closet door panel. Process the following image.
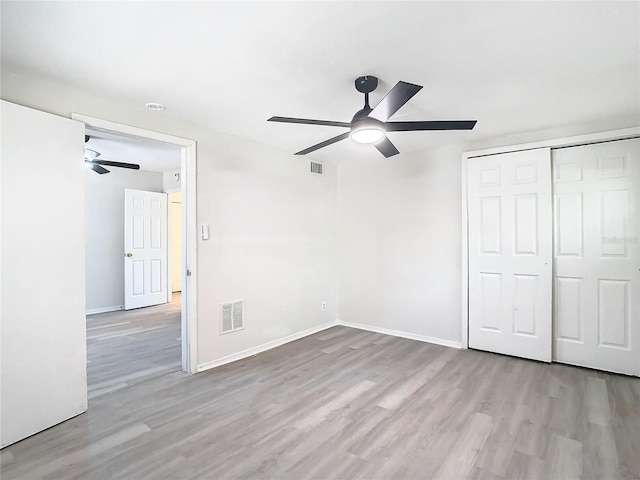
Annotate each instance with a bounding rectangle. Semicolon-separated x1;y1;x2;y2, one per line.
553;138;639;376
468;148;553;361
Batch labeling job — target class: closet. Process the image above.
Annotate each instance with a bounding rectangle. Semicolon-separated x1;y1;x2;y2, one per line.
466;136;639;376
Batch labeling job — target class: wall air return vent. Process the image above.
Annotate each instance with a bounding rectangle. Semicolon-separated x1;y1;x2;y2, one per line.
310;161;324;175
220;300;245;335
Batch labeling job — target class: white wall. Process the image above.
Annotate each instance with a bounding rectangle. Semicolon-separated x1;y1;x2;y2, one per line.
163;169;181;192
198;147;337;362
1;70;338;369
337;145;465;345
85;168;163;312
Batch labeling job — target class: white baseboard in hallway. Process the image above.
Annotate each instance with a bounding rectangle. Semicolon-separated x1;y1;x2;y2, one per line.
338;319;463;349
86;305;123;315
196;320;339;372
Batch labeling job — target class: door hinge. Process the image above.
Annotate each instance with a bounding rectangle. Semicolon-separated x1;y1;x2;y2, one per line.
186;269;192;277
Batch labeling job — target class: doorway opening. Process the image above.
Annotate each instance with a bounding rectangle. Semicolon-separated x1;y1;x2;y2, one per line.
75;114;198;393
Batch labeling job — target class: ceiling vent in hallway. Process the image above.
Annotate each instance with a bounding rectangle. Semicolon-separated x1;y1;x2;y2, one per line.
221;300;244;335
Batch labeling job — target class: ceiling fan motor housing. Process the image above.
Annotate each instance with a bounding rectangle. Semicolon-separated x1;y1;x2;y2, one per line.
351;107;373;123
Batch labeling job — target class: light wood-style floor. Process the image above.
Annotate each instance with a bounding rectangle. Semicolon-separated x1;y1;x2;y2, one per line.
85;295;182;400
2;311;639;479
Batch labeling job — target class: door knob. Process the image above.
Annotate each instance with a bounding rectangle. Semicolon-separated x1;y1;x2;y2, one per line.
125;252;133;257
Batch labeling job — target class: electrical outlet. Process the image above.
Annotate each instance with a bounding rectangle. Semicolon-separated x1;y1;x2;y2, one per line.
321;301;327;312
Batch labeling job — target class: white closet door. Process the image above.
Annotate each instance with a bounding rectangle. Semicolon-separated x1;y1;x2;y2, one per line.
553;138;639;376
468;148;553;361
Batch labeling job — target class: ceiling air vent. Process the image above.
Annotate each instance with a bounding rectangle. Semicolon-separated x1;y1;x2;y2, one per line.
310;161;324;175
221;300;245;335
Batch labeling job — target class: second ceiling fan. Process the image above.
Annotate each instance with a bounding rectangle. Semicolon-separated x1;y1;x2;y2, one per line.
268;76;477;158
84;135;141;174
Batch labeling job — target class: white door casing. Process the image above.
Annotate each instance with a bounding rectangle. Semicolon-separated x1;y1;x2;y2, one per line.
553;139;639;376
170;193;182;293
468;148;553;362
1;101;87;447
124;189;168;310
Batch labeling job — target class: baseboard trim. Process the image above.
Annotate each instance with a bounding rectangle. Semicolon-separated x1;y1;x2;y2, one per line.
86;306;123;315
196;320;339;373
196;319;461;373
337;320;462;349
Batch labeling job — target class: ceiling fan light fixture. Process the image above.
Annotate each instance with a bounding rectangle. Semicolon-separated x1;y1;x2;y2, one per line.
351;127;385;144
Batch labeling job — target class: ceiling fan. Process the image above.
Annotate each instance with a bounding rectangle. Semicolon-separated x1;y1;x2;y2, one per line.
268;76;477;158
84;135;141;174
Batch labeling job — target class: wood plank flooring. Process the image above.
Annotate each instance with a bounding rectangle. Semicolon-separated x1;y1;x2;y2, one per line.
86;295;181;399
2;318;639;479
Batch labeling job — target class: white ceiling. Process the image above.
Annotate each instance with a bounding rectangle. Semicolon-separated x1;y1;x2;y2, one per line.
2;2;639;162
85;128;181;173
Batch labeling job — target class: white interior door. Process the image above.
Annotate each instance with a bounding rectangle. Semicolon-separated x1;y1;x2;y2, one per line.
468;148;553;361
1;101;87;447
124;189;168;310
553;138;640;376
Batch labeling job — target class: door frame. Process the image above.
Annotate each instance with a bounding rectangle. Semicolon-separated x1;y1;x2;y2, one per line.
72;113;198;374
461;126;640;352
166;190;182;303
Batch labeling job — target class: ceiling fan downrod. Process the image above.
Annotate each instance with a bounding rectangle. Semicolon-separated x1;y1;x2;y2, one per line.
355;75;378;111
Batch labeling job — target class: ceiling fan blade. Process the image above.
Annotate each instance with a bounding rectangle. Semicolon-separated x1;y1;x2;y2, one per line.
385;120;477;131
93;160;140;170
368;81;423;122
295;132;351;155
89;163;110;174
268;116;351;128
374;137;400;158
